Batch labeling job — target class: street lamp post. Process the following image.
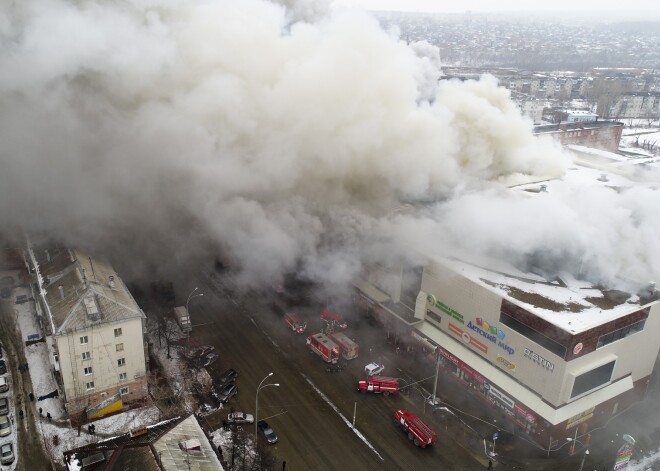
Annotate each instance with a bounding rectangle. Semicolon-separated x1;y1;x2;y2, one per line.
578;449;589;471
255;373;280;444
185;287;203;355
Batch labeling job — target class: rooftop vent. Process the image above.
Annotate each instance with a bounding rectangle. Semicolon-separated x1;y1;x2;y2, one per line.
108;275;116;290
83;295;100;322
598;173;609;182
58;285;64;300
179;438;201;451
540;184;547;192
130;426;148;439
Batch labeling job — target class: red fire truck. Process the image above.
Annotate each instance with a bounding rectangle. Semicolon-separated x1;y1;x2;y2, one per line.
328;332;359;360
393;410;437;448
358;376;399;395
319;310;347;329
284;312;307;333
307;333;340;364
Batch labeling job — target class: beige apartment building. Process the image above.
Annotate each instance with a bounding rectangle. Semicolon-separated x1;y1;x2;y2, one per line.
26;244;148;424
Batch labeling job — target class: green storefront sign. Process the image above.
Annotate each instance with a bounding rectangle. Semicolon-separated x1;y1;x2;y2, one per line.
427;294;465;324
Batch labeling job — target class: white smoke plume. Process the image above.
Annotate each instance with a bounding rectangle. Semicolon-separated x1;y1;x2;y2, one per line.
0;0;657;292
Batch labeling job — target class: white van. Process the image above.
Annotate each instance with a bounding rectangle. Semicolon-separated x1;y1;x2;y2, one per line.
364;362;384;376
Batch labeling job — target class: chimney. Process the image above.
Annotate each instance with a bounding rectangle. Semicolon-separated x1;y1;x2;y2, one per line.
58;285;64;300
598;173;609;182
109;275;116;290
540;184;547;192
45;249;50;262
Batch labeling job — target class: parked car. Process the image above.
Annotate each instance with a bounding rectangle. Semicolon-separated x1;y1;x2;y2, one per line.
15;294;30;304
0;398;8;416
200;353;219;367
0;377;8;394
0;361;6;376
0;344;3;358
364;362;384;376
197;345;215;358
226;412;254;425
0;416;10;437
257;420;278;444
215;368;238;388
218;382;238;403
0;442;13;465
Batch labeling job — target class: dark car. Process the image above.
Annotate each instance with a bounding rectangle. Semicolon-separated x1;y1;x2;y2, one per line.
218;382;238;404
0;361;5;376
215;368;238;388
0;398;8;416
0;288;10;300
257;420;278;444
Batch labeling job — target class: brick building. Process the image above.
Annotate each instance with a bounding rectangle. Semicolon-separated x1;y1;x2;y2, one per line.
533;120;624;152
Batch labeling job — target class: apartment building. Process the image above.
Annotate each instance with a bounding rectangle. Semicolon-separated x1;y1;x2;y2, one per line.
611;92;660;119
26;244;148;423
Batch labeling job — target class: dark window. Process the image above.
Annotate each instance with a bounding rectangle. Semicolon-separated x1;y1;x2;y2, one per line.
571;361;615;398
597;320;645;348
426;310;442;325
500;313;566;358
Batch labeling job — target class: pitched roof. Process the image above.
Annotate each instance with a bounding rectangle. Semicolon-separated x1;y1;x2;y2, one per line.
64;416;225;471
34;247;144;334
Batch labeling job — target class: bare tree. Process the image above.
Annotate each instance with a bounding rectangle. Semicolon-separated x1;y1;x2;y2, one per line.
159;316;181;359
148;372;185;420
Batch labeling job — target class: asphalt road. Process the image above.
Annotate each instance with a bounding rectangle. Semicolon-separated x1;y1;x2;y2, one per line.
181;270;484;470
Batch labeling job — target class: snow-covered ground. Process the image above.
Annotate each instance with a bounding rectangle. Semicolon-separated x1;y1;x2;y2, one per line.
629;446;660;471
44;403;160;464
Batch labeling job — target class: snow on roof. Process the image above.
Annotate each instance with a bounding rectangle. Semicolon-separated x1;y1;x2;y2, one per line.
437;257;658;334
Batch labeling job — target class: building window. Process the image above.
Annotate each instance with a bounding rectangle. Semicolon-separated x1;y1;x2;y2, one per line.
426;310;442;326
597;320;646;349
571;360;616;398
86;381;95;390
80;336;88;344
82;352;91;361
120;386;129;396
118;358;126;367
116;343;124;352
119;372;128;381
84;367;93;376
114;328;122;337
500;313;567;358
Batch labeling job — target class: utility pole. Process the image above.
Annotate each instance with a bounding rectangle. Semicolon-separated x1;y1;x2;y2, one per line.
431;353;441;407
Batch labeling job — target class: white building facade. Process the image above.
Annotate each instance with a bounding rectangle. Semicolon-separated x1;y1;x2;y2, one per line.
27;245;148;423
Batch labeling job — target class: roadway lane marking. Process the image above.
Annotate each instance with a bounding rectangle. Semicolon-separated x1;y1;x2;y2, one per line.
302;374;384;461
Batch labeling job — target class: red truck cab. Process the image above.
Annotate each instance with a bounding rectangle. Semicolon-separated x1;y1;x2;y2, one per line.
284;312;306;333
320;310;347;329
358;376;399;396
393;410;437;448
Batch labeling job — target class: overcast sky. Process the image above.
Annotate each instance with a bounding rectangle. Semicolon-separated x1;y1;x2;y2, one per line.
334;0;660;15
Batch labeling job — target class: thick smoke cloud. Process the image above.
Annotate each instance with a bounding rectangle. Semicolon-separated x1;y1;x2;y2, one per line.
0;0;657;292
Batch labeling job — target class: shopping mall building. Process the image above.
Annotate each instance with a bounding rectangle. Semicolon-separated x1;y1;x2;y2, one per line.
353;164;660;451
